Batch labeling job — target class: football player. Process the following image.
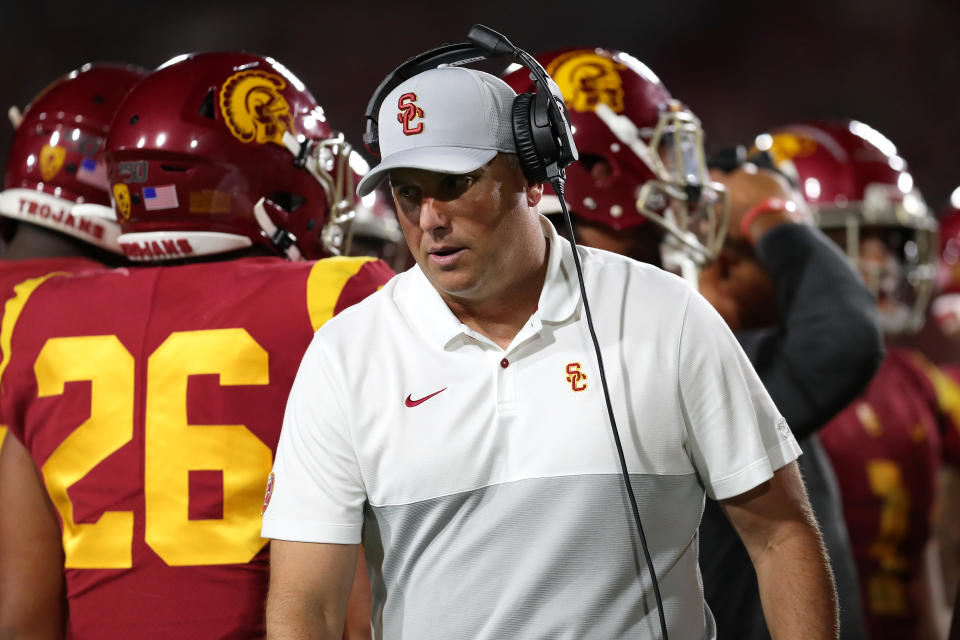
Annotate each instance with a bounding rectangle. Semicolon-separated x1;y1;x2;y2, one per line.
761;119;955;639
505;49;880;640
922;193;960;620
0;52;392;639
505;47;727;283
932;190;960;346
0;63;147;404
0;62;146;637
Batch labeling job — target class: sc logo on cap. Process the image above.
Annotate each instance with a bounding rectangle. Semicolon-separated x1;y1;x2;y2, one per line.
397;92;424;136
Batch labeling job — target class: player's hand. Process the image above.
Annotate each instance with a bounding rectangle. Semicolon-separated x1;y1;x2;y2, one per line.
709;163;809;244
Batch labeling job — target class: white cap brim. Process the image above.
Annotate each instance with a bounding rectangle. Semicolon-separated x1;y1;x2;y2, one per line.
357;146;498;197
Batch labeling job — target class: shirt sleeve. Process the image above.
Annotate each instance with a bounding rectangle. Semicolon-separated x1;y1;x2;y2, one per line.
737;224;884;440
677;288;802;500
260;334;366;543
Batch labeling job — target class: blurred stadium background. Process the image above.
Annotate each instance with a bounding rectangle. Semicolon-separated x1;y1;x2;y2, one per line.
2;0;957;208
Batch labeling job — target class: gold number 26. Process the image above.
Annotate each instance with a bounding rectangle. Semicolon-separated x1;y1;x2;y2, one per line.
35;329;272;569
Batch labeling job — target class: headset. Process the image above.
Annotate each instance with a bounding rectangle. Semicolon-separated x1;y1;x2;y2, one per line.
365;25;669;640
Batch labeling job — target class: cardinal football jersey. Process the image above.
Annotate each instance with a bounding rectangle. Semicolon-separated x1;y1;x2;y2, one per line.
820;347;954;639
0;255;393;639
921;361;960;467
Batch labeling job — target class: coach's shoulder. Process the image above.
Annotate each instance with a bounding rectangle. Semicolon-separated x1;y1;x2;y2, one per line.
578;243;693;297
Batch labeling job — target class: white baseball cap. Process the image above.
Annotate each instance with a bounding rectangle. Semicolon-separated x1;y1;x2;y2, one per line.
356;67;517;197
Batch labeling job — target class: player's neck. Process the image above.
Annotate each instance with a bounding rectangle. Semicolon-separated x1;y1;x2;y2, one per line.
1;223;102;262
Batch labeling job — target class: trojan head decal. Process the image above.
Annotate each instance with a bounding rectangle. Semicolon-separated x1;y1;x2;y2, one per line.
547;51;627;114
760;132;819;167
219;70;296;146
40;144;67;181
113;183;131;222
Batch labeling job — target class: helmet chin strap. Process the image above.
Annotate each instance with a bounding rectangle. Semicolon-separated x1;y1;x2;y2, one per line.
282;132;332;193
253;197;302;261
677;254;700;289
660;239;700;289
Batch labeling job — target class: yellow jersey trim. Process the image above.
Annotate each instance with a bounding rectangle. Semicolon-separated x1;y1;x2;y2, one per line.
306;257;377;331
0;272;70;389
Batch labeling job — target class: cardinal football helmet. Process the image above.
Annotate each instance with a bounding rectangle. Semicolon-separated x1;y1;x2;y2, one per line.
105;51;356;261
932;189;960;335
755;119;937;334
1;63;148;251
503;47;728;269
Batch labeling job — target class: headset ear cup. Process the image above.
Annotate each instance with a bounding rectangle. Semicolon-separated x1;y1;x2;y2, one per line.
512;93;547;184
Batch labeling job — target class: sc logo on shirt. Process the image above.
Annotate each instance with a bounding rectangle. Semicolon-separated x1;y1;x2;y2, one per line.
565;362;588;392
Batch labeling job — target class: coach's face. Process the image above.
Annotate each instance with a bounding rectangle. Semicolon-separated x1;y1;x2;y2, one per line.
390;154;544;303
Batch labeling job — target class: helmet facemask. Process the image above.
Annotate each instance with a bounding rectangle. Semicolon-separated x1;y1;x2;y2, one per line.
819;184;937;335
280;131;357;256
594;100;728;282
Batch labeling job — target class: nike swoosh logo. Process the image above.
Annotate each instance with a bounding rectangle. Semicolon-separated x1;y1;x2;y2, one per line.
405;387;447;407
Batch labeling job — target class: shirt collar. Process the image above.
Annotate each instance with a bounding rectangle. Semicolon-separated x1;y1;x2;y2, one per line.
396;214;581;350
536;214;580;324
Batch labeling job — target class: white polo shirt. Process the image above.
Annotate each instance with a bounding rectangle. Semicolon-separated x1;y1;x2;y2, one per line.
262;217;800;639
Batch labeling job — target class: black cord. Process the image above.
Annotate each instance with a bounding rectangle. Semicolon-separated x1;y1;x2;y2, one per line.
551;177;669;640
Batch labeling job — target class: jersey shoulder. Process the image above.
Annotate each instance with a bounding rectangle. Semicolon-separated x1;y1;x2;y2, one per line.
305;256;395;331
912;358;960;467
892;348;960;438
0;257;104;355
0;257;102;291
0;258;105;422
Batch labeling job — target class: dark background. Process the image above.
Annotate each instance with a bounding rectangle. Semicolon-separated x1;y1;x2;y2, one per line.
2;0;958;209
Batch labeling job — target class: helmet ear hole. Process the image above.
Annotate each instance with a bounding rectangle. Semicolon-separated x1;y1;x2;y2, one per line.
578;153;614;182
268;191;306;213
198;88;216;120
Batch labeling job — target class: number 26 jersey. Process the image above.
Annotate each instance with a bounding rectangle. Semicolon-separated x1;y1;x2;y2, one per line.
1;255;394;639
